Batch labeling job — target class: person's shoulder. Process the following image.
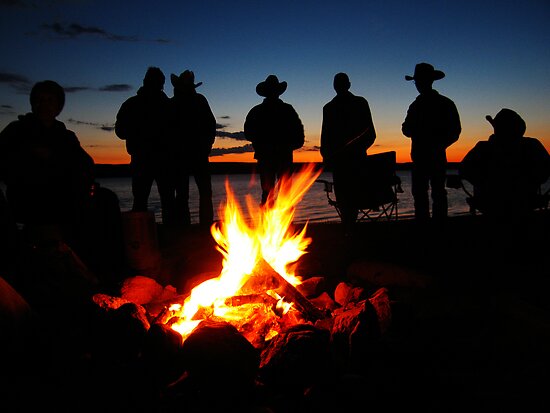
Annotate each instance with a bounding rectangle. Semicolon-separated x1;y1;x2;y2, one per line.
522;136;548;152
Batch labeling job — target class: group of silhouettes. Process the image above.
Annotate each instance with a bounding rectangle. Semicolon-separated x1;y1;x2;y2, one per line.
1;62;550;266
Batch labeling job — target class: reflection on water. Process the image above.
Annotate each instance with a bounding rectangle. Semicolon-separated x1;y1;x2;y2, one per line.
97;170;480;224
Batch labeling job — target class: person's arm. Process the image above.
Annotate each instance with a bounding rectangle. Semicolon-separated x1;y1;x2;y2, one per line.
288;104;305;150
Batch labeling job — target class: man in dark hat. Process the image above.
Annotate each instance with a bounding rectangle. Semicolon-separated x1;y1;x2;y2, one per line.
168;69;216;227
115;66;172;220
459;108;550;217
402;62;461;225
244;74;305;206
321;72;377;235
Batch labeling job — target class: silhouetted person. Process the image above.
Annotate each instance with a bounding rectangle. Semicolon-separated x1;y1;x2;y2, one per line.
320;72;376;235
0;80;95;245
244;74;305;206
169;70;216;227
402;63;461;225
459;109;550;218
115;66;172;222
0;80;115;310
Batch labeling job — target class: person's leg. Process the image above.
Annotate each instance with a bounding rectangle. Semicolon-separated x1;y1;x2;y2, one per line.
258;161;276;207
130;157;154;212
430;162;448;223
174;169;191;226
193;158;214;227
333;167;358;236
411;163;430;222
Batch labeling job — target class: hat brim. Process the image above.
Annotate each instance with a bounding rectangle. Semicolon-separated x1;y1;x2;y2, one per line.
170;73;202;89
405;70;446;82
256;81;287;97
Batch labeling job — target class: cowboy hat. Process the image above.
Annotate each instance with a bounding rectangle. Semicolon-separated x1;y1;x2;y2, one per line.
256;74;287;97
405;63;445;82
171;70;203;90
486;108;526;136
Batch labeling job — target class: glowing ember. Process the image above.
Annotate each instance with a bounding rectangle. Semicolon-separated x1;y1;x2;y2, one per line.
169;164;322;344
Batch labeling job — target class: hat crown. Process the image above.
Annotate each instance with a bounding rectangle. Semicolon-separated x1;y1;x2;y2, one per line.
171;70;202;90
181;70;195;85
256;74;287;97
487;108;526;136
406;62;445;82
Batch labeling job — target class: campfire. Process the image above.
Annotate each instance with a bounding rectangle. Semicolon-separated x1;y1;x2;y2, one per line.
92;163;392;411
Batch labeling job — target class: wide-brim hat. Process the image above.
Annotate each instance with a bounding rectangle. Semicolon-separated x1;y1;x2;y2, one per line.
256;74;287;97
171;70;203;90
405;63;445;82
486;108;526;136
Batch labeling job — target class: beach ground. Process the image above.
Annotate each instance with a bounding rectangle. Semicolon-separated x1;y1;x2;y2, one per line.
155;210;550;408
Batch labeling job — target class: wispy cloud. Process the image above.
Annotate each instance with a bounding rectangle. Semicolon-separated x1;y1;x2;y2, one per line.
67;118;114;132
0;0;37;8
99;84;132;92
0;71;133;95
38;21;171;43
216;130;246;141
210;144;253;156
63;86;92;93
0;72;32;93
0;104;16;115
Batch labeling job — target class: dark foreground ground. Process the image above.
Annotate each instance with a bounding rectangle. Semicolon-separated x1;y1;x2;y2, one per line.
155;210;550;410
2;210;549;411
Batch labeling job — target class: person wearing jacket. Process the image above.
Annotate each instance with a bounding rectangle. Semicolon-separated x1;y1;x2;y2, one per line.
460;108;550;217
402;62;461;225
115;66;172;222
321;72;377;235
169;70;216;227
0;80;95;239
244;74;305;207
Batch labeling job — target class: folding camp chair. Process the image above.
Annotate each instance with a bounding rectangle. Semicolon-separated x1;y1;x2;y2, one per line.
446;173;549;215
318;151;403;222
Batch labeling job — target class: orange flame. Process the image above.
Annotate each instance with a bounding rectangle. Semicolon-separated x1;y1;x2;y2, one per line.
169;163;322;342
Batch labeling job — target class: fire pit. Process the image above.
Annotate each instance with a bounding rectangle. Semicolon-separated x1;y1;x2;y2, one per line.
91;164;392;411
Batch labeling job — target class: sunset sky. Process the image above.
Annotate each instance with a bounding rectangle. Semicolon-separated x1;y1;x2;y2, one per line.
1;0;549;165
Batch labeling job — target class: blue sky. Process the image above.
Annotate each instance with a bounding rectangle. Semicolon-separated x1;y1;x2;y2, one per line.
1;0;549;164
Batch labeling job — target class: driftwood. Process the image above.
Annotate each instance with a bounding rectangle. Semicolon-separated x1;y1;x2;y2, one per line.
254;258;327;322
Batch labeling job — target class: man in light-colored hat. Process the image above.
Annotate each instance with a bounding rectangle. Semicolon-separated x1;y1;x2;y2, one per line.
244;74;305;206
402;62;461;225
168;70;216;227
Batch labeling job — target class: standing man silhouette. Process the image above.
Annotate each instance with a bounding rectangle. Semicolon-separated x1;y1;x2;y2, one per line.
244;74;305;207
115;66;172;222
321;72;376;235
169;70;216;227
402;63;461;225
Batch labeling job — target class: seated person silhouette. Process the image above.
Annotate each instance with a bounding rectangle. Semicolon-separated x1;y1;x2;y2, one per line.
0;80;125;287
459;108;550;217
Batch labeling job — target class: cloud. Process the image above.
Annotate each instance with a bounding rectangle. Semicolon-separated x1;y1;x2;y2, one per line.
301;145;320;152
99;84;132;92
0;104;15;115
216;130;247;141
0;72;32;93
210;144;253;156
0;0;37;8
38;21;171;43
63;86;92;93
67;118;114;132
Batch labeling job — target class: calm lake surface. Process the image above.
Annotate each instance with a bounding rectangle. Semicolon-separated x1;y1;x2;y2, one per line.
96;169;492;224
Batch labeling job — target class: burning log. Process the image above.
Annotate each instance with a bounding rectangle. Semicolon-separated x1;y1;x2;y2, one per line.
254;258;327;322
224;293;278;307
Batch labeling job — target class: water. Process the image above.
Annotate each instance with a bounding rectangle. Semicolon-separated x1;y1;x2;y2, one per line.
96;169;486;224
